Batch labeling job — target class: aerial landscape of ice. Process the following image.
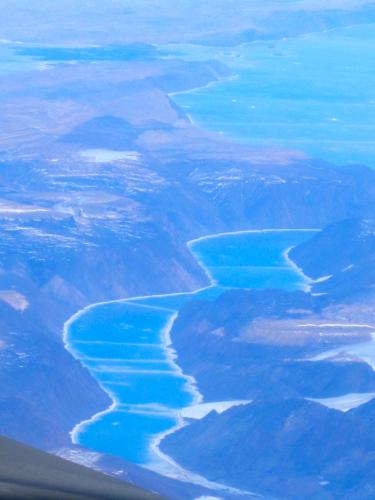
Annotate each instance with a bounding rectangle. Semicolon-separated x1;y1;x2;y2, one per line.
2;1;375;499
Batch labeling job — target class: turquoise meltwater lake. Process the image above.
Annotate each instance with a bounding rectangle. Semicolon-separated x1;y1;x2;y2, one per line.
65;230;316;475
166;23;375;168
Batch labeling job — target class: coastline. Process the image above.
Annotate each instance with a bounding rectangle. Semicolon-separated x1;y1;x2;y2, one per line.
167;72;238;129
283;245;314;293
168;74;238;98
188;228;320;246
148;417;257;496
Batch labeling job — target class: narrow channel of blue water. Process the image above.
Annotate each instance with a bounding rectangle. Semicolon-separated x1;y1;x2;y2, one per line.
65;230;316;469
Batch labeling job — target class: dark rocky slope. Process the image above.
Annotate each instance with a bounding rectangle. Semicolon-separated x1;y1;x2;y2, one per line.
169;288;375;401
161;398;375;500
290;217;375;304
0;434;161;499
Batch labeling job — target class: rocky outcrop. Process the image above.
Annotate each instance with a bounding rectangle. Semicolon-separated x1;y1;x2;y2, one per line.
289;218;375;303
161;398;375;499
169;289;375;401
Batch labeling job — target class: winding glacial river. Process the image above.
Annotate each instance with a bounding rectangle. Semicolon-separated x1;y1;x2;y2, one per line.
64;229;316;484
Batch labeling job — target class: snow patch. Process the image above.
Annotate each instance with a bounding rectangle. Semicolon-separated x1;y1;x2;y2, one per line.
313;274;332;283
80;149;141;163
0;290;29;312
342;264;354;272
54;448;102;470
308;392;375;412
180;400;250;420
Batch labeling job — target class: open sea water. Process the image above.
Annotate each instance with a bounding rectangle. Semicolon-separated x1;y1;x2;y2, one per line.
167;24;375;168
